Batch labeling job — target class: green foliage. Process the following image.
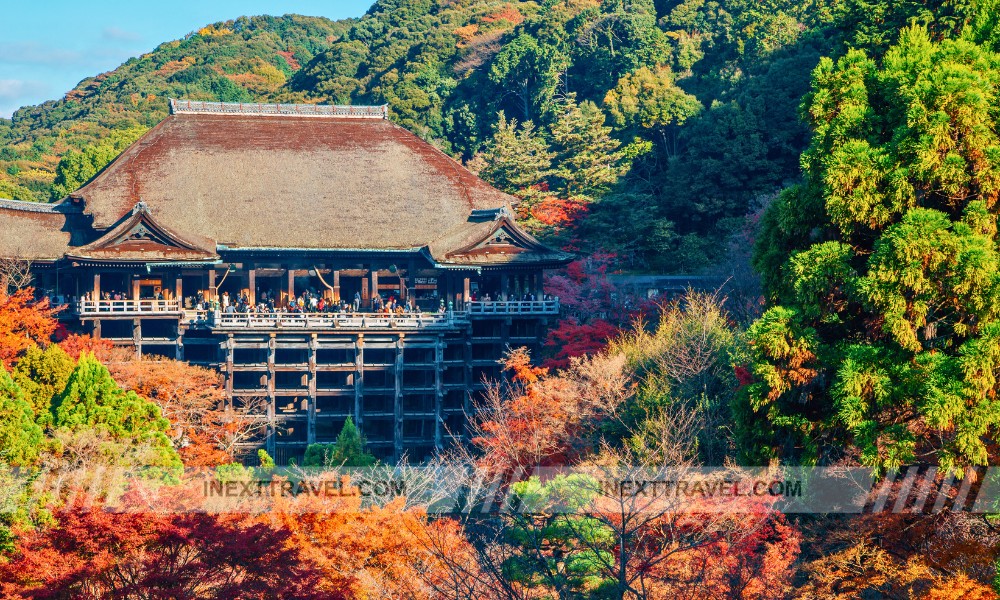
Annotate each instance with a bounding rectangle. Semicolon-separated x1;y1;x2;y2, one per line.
745;26;1000;473
607;291;744;464
3;0;991;268
52;354;181;470
504;475;616;596
302;417;377;467
0;367;43;467
550;94;628;199
11;344;74;427
474;111;552;197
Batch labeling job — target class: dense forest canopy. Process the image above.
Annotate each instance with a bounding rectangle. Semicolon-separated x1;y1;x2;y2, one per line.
0;0;985;272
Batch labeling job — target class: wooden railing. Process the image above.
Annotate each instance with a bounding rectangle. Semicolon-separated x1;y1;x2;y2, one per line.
467;300;560;315
209;311;468;330
77;299;182;315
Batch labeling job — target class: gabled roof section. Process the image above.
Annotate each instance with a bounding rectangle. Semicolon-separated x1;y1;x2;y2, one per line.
432;209;574;267
67;100;519;262
0;199;74;261
65;201;218;263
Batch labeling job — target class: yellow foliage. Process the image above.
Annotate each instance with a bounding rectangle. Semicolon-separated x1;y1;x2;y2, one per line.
197;24;233;37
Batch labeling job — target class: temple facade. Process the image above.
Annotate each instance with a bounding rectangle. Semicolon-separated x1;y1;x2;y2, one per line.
0;100;572;463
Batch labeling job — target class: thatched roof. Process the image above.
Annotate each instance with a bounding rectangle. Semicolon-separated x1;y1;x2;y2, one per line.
64;100;565;265
0;199;75;260
66;201;218;262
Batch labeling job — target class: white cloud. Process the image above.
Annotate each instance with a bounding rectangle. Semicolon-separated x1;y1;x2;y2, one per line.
102;27;142;42
0;79;49;100
0;79;51;118
0;42;83;66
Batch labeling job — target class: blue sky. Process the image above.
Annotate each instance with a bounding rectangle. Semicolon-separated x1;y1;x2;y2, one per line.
0;1;374;118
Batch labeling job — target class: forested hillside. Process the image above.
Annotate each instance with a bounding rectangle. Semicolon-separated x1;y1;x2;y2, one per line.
0;0;981;272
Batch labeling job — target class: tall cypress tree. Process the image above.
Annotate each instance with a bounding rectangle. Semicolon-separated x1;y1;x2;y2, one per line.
741;27;1000;473
0;366;43;466
53;354;181;469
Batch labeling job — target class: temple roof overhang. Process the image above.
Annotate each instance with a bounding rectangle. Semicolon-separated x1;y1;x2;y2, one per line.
64;201;219;263
0;100;573;268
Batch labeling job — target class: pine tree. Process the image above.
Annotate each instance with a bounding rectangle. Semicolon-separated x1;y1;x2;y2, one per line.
550;94;628;199
741;27;1000;474
303;417;377;467
12;344;74;427
53;353;181;469
0;366;43;466
475;111;554;198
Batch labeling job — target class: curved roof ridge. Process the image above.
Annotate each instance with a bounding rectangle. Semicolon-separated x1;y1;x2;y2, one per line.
169;98;388;119
0;198;81;214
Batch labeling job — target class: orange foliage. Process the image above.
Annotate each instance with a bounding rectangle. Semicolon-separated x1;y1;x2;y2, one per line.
472;347;629;470
531;195;589;227
153;56;196;77
277;50;300;70
0;288;58;367
104;357;232;466
453;23;481;43
59;333;114;361
263;480;482;598
483;5;525;25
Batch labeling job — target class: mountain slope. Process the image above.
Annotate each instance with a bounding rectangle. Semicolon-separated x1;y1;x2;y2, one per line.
0;0;978;271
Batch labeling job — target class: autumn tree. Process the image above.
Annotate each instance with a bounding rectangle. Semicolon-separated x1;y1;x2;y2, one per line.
470;347;631;473
262;476;481;598
742;27;1000;473
0;289;58;368
102;355;242;466
0;489;332;599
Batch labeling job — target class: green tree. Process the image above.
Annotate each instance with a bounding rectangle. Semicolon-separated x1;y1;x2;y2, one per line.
604;65;703;152
302;417;377;467
50;127;147;200
11;344;74;427
742;27;1000;474
550;95;628;199
475;112;553;198
52;354;180;469
0;367;43;466
489;33;568;121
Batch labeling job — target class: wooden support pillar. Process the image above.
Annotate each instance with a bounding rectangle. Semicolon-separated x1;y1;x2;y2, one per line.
463;276;471;306
394;334;404;461
132;276;140;301
371;269;379;307
287;269;295;303
536;271;545;298
207;269;216;301
175;275;183;303
308;334;317;445
434;335;444;450
332;270;340;303
265;334;276;459
248;268;256;305
500;272;509;300
92;272;100;300
133;318;142;359
92;319;101;339
354;336;364;429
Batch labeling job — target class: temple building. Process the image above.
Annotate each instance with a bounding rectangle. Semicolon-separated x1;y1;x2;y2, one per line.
0;100;572;463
